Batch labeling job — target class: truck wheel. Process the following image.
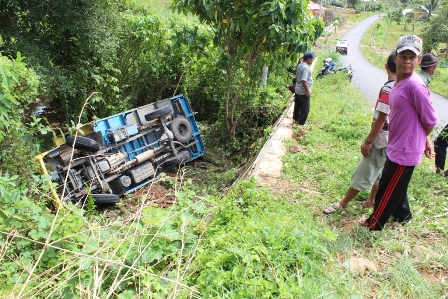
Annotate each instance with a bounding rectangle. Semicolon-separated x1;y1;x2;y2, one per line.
144;106;174;121
164;150;191;168
170;116;193;143
66;136;100;152
91;194;120;204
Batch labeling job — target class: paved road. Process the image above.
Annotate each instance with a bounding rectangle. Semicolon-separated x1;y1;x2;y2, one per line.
340;15;448;127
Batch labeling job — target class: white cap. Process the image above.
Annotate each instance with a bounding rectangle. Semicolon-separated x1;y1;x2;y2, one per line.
396;34;422;56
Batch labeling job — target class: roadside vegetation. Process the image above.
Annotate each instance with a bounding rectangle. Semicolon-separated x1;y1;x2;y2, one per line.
359;4;448;98
1;0;448;298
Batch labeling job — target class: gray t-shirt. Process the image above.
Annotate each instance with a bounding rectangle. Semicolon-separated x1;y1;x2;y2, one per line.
294;62;313;95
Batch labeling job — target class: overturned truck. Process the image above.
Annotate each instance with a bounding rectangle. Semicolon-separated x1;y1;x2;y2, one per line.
36;95;205;209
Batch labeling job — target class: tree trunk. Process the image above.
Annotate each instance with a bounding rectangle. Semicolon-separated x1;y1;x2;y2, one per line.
225;63;235;140
262;65;268;85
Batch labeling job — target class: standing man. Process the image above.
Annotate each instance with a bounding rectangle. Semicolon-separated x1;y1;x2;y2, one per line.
414;53;448;175
322;53;396;214
294;51;315;125
417;52;439;86
434;125;448;176
360;35;438;231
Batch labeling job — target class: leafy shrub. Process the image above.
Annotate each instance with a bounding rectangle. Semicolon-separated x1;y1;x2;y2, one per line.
0;52;47;182
187;179;337;297
330;1;344;7
0;180;206;297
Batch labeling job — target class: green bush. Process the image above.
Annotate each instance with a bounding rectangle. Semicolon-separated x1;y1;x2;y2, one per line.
0;52;46;182
187;179;337;298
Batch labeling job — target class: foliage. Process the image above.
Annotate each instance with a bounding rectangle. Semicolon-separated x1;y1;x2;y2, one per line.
429;65;448;97
354;1;384;12
187;179;337;297
0;52;47;182
421;2;448;53
0;0;126;122
0;0;314;152
172;0;324;139
423;0;440;18
330;1;344;8
0;181;207;298
347;0;360;9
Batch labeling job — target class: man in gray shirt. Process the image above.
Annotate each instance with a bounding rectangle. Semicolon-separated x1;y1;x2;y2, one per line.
294;51;315;125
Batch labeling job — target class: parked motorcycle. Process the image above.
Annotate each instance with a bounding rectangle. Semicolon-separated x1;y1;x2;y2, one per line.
316;62;353;82
338;65;353;82
316;63;332;79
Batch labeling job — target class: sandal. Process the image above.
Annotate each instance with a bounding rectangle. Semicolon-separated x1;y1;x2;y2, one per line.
322;203;342;215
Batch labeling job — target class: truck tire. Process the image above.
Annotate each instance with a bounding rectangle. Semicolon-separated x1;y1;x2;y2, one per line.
47;147;61;158
144;106;174;121
66;136;100;152
91;193;120;204
164;150;191;168
170;116;192;143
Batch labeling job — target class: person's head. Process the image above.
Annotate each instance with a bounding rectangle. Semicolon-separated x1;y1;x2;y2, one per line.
385;51;397;74
394;34;423;78
419;52;439;76
302;51;315;65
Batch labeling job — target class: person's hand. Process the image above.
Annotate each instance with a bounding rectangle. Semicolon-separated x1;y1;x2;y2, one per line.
361;142;372;157
305;91;311;97
424;136;435;158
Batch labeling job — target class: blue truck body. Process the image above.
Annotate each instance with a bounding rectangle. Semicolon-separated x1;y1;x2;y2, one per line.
36;94;205;208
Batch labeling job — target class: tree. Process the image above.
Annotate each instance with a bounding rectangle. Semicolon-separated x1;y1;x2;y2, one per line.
423;0;439;18
0;0;123;121
347;0;360;8
422;3;448;54
172;0;323;139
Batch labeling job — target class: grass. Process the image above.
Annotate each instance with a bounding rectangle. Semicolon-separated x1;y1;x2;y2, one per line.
278;66;448;297
360;17;448;97
178;56;448;298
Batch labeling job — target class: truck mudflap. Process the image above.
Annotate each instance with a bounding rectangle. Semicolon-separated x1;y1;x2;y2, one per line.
36;94;205;209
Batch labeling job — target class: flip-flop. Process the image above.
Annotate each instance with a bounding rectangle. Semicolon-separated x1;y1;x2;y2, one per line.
322;203;341;215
